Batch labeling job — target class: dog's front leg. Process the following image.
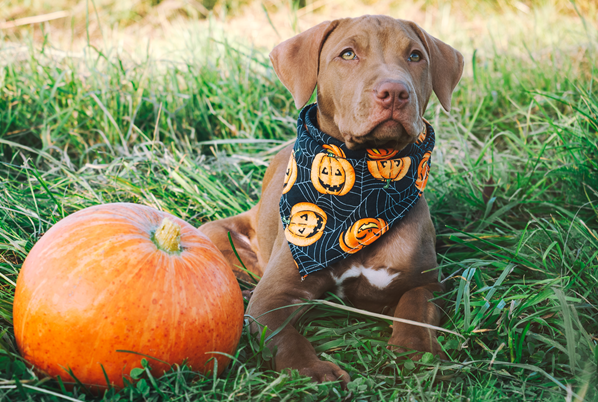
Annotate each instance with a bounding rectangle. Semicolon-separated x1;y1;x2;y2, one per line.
247;231;350;385
387;282;448;360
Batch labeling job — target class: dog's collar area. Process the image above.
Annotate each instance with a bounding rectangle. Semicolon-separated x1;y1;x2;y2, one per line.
279;104;436;278
301;104;432;161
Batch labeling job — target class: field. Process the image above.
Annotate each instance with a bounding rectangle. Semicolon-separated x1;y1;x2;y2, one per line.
1;0;597;400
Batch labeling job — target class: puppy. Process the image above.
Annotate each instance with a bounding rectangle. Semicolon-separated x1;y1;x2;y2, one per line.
200;15;463;386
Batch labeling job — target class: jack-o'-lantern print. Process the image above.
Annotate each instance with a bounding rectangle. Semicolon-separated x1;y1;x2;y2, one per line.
282;151;298;194
416;119;429;145
285;202;328;247
311;144;355;196
415;151;432;192
339;218;388;254
367;157;411;185
366;148;399;161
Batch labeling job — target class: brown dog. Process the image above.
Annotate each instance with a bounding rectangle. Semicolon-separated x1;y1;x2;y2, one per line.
200;15;463;386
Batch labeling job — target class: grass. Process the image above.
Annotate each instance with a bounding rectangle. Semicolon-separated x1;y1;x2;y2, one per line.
1;0;598;400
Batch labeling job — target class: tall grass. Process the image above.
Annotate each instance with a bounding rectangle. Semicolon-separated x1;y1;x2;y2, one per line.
0;1;597;400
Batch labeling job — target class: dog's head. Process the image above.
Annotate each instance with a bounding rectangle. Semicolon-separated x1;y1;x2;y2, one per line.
270;15;464;150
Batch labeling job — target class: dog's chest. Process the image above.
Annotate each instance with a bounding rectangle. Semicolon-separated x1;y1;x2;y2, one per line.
328;263;407;312
330;264;400;297
324;219;432;311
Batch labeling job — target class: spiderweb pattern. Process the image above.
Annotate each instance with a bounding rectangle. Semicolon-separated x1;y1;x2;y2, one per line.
280;104;435;278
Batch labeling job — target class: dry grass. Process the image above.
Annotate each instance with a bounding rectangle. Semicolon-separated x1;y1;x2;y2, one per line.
0;0;596;57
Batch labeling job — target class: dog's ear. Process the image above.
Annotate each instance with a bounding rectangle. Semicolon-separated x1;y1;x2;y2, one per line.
270;20;339;109
411;24;464;112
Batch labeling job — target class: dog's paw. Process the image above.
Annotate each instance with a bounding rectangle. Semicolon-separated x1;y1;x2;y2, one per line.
387;335;448;361
296;361;351;387
241;289;254;301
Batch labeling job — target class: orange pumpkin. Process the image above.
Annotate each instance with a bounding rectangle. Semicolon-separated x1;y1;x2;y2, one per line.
367;157;411;183
13;203;244;389
339;218;388;254
366;148;399;160
311;144;355;196
282;151;298;194
285;202;327;247
415;151;432;192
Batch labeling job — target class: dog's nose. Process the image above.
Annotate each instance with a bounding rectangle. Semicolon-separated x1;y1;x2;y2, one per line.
374;80;410;109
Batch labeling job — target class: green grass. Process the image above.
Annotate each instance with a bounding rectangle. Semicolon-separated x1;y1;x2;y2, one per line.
1;3;598;401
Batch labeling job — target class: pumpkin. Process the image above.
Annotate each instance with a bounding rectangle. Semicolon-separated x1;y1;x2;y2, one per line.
284;202;327;247
415;151;432;192
366;148;399;160
311;144;355;196
13;203;244;389
367;157;411;184
339;218;388;254
282;151;298;194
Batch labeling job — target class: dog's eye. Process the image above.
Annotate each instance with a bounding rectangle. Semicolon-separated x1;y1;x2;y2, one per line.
341;50;356;60
408;51;422;62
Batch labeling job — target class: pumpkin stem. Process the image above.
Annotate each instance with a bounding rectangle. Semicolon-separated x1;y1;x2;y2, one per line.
154;218;181;253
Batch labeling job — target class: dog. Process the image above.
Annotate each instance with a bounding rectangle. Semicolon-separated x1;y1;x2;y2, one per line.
200;15;463;386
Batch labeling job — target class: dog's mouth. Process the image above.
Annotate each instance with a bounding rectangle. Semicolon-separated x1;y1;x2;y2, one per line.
378;119;401;128
343;117;418;151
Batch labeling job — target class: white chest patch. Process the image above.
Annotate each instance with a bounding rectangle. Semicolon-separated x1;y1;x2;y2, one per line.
332;265;400;298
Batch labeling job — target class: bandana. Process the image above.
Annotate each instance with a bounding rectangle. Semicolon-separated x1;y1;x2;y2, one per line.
280;104;435;278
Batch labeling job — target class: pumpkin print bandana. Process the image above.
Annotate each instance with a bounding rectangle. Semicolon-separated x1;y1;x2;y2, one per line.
280;104;435;278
